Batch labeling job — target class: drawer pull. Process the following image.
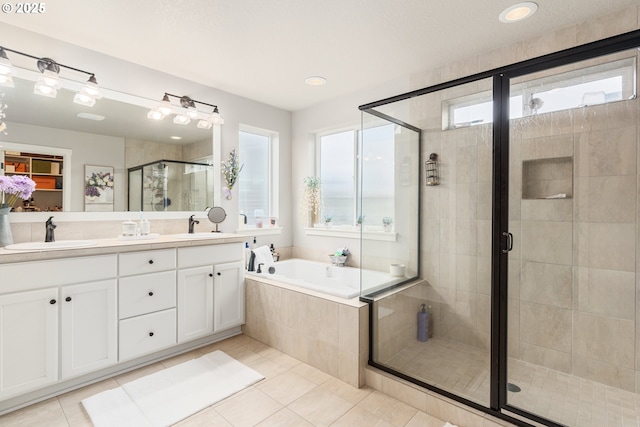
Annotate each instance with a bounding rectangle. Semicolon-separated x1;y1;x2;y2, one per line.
49;299;56;305
209;273;214;277
148;259;154;264
148;291;154;296
217;272;221;276
65;296;72;302
149;332;154;337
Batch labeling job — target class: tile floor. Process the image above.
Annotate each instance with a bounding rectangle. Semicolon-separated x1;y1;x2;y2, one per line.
0;334;448;427
383;337;640;427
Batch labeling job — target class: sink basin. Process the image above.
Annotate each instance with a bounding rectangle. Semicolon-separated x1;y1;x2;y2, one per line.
171;233;221;239
4;240;98;251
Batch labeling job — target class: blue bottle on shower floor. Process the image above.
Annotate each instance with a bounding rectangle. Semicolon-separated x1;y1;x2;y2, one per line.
418;304;428;342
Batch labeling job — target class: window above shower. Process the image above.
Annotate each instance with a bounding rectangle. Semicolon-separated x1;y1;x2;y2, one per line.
444;56;636;129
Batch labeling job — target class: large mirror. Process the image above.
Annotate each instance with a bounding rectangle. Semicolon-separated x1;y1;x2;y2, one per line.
0;74;215;212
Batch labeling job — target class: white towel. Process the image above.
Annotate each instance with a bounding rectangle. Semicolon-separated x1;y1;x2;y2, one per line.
253;245;275;269
443;422;459;427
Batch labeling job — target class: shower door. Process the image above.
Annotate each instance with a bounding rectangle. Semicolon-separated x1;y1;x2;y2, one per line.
504;49;639;426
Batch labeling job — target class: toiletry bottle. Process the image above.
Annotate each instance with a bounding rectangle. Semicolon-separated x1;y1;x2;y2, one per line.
122;220;137;236
244;242;250;270
139;218;150;235
418;304;428;342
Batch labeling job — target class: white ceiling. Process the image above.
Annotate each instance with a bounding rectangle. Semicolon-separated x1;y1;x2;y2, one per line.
0;0;637;112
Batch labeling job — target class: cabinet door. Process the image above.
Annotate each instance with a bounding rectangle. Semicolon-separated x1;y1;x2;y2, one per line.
177;265;214;343
61;279;117;379
0;288;58;399
213;261;245;332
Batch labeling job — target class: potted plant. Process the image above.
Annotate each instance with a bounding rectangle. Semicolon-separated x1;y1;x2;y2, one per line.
355;214;365;230
382;217;393;232
300;176;322;227
323;214;333;228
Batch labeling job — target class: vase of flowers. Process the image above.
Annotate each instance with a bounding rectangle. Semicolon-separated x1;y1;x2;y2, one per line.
221;148;244;200
0;175;36;247
300;177;321;227
382;217;393;232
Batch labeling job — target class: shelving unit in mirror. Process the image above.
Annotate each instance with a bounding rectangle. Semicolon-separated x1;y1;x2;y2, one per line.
3;151;64;211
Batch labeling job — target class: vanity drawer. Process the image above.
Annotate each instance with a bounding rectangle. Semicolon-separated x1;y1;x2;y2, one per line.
119;271;176;319
119;308;176;361
119;249;176;277
178;244;243;269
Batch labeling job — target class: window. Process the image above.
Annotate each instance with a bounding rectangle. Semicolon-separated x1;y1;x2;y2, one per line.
445;56;636;129
319;130;356;225
318;124;395;227
238;127;278;226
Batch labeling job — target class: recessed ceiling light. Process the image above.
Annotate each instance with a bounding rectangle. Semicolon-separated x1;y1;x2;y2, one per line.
76;112;105;121
305;76;327;86
170;136;182;140
499;2;537;23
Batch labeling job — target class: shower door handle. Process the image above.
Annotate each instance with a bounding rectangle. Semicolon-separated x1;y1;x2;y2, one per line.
502;232;513;254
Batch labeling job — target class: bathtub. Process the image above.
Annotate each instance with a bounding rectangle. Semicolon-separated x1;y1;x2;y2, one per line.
245;258;398;299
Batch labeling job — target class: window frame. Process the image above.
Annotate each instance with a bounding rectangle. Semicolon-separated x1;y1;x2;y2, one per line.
316;126;359;226
444;55;637;130
238;124;279;227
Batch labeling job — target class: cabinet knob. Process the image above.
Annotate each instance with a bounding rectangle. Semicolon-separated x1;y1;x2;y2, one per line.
209;273;214;277
148;259;154;264
148;291;154;296
65;296;72;302
49;299;56;305
217;272;221;276
149;332;154;337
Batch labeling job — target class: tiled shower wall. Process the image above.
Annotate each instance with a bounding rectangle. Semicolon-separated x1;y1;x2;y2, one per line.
509;97;638;391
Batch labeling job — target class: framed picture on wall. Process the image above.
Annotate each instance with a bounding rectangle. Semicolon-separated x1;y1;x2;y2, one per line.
84;165;114;212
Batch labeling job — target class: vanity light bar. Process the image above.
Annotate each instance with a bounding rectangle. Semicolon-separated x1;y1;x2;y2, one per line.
148;93;224;128
0;45;102;105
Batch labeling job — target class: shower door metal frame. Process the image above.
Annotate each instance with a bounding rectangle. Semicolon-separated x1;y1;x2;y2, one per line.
360;28;640;427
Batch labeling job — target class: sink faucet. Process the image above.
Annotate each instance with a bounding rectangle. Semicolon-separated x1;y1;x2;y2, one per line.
45;216;56;242
188;215;199;233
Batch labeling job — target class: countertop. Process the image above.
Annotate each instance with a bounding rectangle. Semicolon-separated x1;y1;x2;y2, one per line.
0;233;245;264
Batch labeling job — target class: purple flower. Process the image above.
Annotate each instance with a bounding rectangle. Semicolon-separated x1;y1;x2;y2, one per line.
0;175;36;208
85;185;101;198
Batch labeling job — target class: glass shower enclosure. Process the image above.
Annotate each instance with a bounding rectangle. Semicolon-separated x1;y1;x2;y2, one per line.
359;33;640;427
128;159;214;212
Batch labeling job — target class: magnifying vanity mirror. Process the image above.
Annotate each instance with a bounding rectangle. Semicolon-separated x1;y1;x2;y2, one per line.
0;74;216;213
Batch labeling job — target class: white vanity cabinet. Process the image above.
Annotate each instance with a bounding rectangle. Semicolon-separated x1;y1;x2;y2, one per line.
0;288;59;399
177;265;214;343
213;261;245;332
0;254;117;398
0;238;246;413
118;249;177;361
177;244;244;343
60;279;117;379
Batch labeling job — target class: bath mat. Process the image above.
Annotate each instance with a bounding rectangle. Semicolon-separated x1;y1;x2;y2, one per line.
82;350;264;427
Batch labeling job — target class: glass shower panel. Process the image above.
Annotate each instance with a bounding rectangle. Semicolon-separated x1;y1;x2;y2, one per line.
359;111;419;297
128;160;214;211
506;49;638;426
367;77;493;407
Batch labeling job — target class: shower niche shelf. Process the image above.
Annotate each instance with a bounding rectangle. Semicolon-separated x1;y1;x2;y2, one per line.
522;156;573;200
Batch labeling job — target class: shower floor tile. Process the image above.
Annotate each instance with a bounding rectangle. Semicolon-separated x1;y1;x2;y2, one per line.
381;337;640;427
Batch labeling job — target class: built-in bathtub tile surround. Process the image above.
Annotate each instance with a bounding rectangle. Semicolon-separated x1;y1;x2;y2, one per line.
243;278;368;387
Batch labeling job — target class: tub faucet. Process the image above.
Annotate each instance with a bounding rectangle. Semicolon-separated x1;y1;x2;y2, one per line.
45;216;56;242
188;215;199;233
